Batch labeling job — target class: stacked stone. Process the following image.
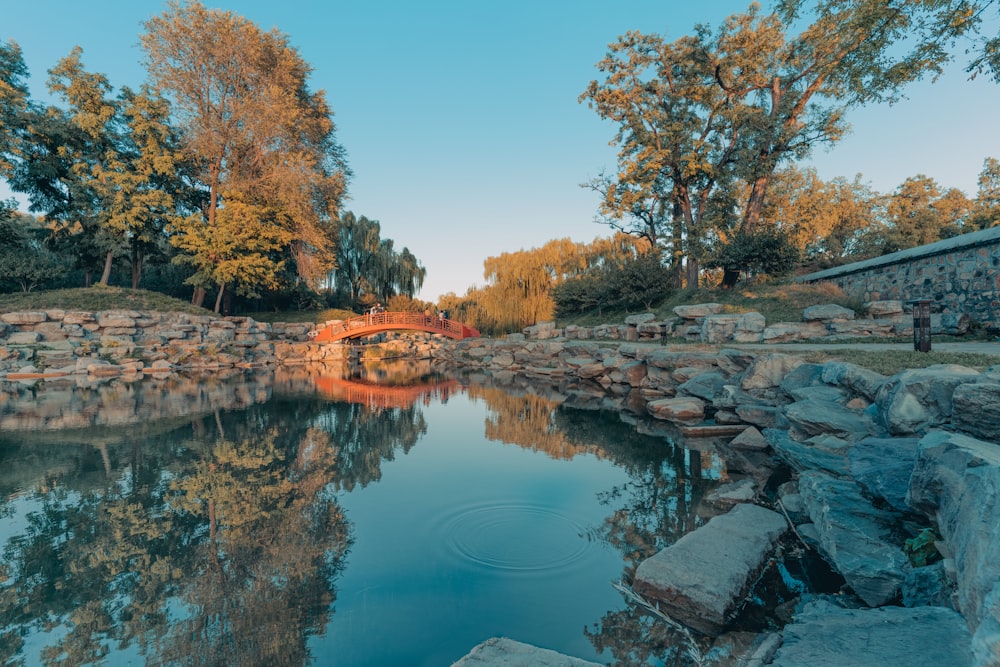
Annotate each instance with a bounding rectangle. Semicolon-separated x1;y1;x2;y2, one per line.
0;309;344;379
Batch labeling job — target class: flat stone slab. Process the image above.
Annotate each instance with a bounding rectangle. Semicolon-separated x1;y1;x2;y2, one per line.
769;600;972;666
450;637;601;666
633;502;787;636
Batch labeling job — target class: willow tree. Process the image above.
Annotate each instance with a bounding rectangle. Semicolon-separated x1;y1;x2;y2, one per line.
141;1;348;312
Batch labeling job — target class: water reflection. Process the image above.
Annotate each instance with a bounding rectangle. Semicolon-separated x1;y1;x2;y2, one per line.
0;365;754;665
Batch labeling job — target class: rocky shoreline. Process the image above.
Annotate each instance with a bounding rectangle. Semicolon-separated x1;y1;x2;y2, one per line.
438;332;1000;666
2;307;998;665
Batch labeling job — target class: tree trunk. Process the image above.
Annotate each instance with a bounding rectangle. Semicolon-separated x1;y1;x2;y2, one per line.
131;247;143;289
99;250;113;285
685;257;699;289
214;282;225;314
84;270;92;288
192;287;206;307
721;267;741;288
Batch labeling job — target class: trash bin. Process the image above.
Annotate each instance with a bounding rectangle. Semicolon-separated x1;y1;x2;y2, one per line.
909;299;932;352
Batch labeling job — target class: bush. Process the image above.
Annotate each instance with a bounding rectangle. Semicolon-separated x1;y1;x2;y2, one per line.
553;252;673;318
710;226;800;286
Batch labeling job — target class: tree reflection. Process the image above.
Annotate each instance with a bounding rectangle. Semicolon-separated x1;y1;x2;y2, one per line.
486;398;719;666
0;381;432;666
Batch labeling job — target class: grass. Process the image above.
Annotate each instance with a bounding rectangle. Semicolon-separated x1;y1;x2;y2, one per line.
246;308;357;324
800;349;1000;376
0;286;211;315
556;281;864;329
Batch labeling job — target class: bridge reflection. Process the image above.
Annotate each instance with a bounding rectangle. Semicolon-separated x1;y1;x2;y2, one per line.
313;372;461;410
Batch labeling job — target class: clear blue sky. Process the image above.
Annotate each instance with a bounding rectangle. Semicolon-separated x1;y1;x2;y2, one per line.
3;1;998;301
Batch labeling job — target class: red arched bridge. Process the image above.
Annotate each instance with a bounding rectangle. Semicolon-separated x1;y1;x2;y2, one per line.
310;311;481;342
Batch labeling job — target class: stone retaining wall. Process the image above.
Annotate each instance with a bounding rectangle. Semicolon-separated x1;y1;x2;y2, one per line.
796;226;1000;329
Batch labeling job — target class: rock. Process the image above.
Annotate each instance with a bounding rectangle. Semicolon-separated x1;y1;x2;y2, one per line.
778;363;826;395
624;312;656;325
952;381;1000;441
705;478;758;510
783;399;877;442
677;371;727;401
729;426;769;451
450;637;601;666
820;362;887;402
875;364;981;435
633;503;787;636
741;353;804;392
1;311;47;325
864;300;904;318
903;562;956;609
7;332;41;345
802;304;856;321
787;385;849;403
700;312;765;343
765;428;852;476
908;430;1000;645
673;303;723;320
769;599;972;667
761;321;829;342
735;404;786;430
849;436;920;513
931;312;971;335
798;471;911;607
646;396;706;424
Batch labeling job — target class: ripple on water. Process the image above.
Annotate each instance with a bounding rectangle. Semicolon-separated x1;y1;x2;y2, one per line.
435;501;600;574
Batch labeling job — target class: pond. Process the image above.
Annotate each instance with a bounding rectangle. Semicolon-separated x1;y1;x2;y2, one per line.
0;362;750;666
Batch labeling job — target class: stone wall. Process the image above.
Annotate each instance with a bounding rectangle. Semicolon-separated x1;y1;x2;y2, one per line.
797;226;1000;329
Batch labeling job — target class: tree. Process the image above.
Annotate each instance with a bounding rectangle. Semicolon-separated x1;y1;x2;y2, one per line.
883;174;970;252
584;0;978;288
327;211;425;309
971;156;1000;229
0;40;31;177
0;201;66;292
760;165;883;261
141;0;349;312
46;47;122;286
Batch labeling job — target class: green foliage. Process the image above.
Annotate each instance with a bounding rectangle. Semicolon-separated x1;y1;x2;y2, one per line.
904;528;942;567
0;202;67;292
553;251;674;317
708;227;800;284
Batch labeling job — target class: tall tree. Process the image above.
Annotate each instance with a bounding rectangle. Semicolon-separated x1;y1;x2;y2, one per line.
584;0;979;287
0;40;31;177
883;174;970;251
141;0;349;312
972;156;1000;229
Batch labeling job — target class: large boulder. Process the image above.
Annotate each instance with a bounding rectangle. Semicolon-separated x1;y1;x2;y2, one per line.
677;371;728;402
820;362;887;402
798;470;912;606
761;321;829;342
673;303;723;320
849;436;921;513
765;428;852;476
783;398;878;442
952;381;1000;441
908;430;1000;655
700;312;765;344
646;396;705;424
802;303;856;321
769;599;972;667
633;503;787;636
741;353;804;392
875;364;981;435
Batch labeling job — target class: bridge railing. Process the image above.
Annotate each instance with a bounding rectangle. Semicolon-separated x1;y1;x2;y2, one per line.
312;311;477;340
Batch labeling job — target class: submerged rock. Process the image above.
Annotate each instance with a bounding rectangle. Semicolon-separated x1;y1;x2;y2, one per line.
450;637;600;666
633;503;787;636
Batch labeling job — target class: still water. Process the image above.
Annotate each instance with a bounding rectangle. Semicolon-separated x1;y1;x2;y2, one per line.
0;364;725;666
